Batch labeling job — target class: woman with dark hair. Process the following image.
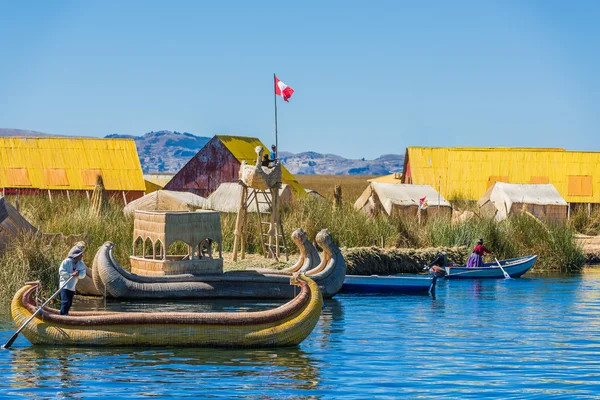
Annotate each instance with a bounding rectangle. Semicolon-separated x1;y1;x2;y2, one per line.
466;238;493;268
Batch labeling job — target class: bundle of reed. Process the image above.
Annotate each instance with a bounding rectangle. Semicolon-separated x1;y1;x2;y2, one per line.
89;175;108;217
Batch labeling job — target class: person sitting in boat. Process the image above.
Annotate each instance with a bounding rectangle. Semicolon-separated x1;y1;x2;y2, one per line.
466;238;493;268
58;244;87;315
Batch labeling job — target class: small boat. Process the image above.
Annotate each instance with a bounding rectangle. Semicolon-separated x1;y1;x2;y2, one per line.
442;256;537;279
10;274;322;347
342;274;434;293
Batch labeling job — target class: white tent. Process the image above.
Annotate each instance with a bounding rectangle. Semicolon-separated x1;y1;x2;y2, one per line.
354;182;451;218
478;182;568;223
124;190;208;216
208;182;293;213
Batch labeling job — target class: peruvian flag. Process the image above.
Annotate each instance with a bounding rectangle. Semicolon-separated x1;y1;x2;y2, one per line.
275;75;294;102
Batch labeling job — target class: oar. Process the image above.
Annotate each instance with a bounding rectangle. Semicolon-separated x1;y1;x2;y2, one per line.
495;257;511;280
2;276;74;349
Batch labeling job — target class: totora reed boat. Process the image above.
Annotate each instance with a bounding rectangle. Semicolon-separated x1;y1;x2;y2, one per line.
10;274;322;347
78;228;345;299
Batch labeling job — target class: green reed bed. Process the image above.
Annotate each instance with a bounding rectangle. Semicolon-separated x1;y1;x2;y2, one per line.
0;192;587;309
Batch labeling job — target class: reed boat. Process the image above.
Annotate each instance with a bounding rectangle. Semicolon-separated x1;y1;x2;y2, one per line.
442;256;537;279
81;228;345;299
10;274;322;347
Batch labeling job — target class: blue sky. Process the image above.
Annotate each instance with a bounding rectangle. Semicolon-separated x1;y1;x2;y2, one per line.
1;1;599;159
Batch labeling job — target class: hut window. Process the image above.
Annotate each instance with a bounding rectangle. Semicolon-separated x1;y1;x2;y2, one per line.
486;176;509;189
198;238;215;259
82;169;103;186
133;236;144;257
167;240;191;260
568;176;593;196
144;238;153;258
530;176;549;184
154;240;164;259
43;169;69;186
6;168;31;186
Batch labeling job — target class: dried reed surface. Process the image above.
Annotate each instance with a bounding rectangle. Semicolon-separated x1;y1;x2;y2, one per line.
344;246;468;275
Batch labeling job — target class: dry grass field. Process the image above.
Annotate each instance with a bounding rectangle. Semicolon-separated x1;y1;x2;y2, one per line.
296;174;376;202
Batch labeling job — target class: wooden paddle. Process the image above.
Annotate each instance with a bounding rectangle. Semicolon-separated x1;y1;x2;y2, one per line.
2;276;75;349
495;257;511;280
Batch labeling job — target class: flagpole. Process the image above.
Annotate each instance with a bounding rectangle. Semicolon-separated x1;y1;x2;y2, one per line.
273;73;278;159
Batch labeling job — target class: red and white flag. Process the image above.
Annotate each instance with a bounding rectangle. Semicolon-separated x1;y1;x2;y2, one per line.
275;75;294;102
419;197;428;210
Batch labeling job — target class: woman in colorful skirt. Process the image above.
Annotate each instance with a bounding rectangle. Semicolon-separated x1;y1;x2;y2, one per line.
466;238;493;268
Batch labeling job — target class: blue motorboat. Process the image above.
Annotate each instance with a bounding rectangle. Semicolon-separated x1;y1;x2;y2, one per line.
342;274;434;293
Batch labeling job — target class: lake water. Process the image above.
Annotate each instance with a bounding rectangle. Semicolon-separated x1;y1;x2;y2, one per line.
1;271;600;399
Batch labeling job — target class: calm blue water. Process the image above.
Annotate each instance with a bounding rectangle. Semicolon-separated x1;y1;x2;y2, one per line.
1;271;600;399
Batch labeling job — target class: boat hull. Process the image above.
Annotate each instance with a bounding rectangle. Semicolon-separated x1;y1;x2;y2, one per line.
10;275;322;347
342;274;433;293
444;256;537;279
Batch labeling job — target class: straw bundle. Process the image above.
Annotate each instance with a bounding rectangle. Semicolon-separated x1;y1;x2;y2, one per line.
90;175;108;217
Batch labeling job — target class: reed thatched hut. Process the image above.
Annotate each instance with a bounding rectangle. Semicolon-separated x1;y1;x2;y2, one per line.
478;182;568;223
124;190;209;216
208;182;293;213
0;196;36;252
354;182;451;218
164;135;303;197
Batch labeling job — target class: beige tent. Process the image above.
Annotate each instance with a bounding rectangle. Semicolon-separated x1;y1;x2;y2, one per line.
354;182;451;218
124;190;209;216
208;183;293;213
478;182;568;223
0;197;36;252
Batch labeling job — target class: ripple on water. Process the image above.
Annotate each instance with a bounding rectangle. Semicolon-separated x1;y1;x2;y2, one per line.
1;272;600;398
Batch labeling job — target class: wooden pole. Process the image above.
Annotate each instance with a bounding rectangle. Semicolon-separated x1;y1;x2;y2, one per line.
274;73;278;159
233;186;248;262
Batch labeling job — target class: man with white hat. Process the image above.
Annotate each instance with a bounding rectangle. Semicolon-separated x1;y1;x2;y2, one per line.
58;242;87;315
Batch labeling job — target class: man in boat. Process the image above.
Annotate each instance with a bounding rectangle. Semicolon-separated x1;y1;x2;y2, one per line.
466;238;493;268
58;243;87;315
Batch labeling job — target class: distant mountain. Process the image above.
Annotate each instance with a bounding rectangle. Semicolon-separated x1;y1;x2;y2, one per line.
106;130;211;173
279;152;404;175
2;128;403;175
0;128;67;137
